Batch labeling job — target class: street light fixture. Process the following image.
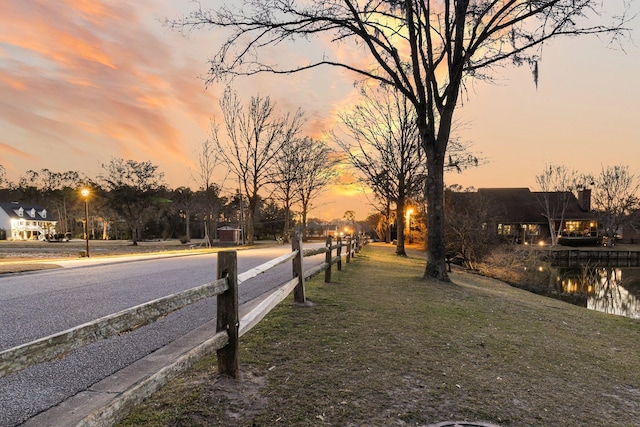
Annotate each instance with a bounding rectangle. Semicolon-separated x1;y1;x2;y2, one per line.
406;208;414;244
81;188;90;257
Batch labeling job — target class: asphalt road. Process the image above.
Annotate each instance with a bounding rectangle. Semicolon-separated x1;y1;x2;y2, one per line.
0;244;324;426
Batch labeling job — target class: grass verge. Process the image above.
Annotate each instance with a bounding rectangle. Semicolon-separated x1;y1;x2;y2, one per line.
118;244;640;426
0;263;60;274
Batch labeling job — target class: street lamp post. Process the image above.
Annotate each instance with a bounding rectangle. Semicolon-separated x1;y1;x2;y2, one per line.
81;188;90;257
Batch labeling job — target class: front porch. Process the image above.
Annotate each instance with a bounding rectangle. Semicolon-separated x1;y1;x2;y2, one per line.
10;219;57;241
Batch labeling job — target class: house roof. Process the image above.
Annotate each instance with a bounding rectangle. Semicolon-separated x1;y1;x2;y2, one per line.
478;188;541;223
0;202;56;221
448;188;593;224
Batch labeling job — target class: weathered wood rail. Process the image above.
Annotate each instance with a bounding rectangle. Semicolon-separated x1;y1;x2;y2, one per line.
0;235;366;425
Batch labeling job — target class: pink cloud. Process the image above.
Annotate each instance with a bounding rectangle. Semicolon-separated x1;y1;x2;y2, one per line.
0;141;28;158
0;0;221;183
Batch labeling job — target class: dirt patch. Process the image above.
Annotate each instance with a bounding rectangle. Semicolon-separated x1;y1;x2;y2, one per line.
212;370;269;422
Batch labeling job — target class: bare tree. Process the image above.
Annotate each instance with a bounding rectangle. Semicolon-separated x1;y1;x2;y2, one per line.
170;1;629;280
195;139;224;243
295;137;338;240
336;86;476;254
271;136;304;243
336;86;429;255
363;211;387;242
535;164;591;246
196;139;221;192
211;87;305;244
445;187;501;269
592;165;640;245
172;187;196;242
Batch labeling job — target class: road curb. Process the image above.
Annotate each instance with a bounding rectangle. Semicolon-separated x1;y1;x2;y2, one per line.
21;297;265;427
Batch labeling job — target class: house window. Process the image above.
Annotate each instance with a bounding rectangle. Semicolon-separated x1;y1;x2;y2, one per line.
29;208;36;218
40;209;47;219
562;220;592;237
17;207;23;217
524;224;540;235
497;224;513;235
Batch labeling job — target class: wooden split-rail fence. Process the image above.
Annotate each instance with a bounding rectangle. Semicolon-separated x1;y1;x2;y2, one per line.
0;234;366;425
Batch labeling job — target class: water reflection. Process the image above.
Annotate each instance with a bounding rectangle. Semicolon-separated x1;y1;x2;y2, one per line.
532;265;640;319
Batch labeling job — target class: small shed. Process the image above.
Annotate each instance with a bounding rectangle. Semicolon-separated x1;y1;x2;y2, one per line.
217;226;242;244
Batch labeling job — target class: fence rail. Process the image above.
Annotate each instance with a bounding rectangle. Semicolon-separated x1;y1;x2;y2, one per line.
0;234;366;384
0;278;229;378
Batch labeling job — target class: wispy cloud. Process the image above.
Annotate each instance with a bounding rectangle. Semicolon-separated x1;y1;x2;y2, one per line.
0;0;219;183
0;141;28;158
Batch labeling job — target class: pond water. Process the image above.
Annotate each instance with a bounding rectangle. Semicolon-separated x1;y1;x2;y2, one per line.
525;264;640;319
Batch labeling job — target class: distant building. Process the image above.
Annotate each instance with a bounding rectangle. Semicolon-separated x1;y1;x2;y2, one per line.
217;226;242;244
0;202;57;240
447;188;598;246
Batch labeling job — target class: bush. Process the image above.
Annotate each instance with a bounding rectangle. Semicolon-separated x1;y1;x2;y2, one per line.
478;246;552;289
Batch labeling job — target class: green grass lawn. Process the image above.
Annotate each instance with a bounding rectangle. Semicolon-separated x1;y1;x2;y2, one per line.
118;244;640;426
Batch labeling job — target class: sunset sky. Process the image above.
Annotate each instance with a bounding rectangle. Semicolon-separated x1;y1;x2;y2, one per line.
2;1;639;220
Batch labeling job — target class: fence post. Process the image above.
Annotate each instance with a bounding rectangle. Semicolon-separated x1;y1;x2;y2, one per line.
356;234;361;253
350;236;356;258
324;235;332;283
292;236;306;303
346;236;351;264
337;236;342;271
216;251;239;378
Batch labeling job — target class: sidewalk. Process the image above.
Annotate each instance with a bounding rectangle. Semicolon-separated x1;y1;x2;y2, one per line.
0;240;278;274
40;250;204;268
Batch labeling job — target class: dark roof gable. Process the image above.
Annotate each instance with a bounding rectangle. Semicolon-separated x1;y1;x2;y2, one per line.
448;188;593;224
0;202;56;221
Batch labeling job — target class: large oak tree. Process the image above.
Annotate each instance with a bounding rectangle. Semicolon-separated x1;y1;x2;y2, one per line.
170;0;629;280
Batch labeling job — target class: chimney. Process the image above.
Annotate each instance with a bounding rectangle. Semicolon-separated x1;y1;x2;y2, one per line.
578;189;591;212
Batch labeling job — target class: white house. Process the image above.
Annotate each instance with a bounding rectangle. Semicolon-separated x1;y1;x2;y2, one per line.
0;202;57;240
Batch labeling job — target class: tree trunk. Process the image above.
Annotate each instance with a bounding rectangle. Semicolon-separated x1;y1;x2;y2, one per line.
283;204;291;243
185;211;191;241
385;199;392;244
423;143;449;281
301;204;308;241
131;226;138;245
548;218;558;246
396;195;406;256
246;196;257;245
211;198;219;241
